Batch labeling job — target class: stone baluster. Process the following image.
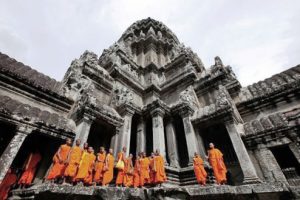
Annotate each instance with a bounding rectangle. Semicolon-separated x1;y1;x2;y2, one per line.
225;122;261;184
136;116;146;154
0;126;32;184
151;108;166;159
254;147;287;183
118;108;134;157
74;115;93;147
165;118;180;168
180;111;199;166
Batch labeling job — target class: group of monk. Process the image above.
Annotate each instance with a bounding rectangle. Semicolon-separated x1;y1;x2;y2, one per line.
45;138;167;188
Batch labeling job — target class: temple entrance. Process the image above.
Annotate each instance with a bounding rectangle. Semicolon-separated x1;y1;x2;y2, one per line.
129;114;139;156
145;116;153;156
11;132;62;184
198;123;243;185
0;122;16;156
271;145;300;186
87;120;115;153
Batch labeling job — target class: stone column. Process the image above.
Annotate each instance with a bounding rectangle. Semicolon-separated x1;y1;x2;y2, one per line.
225;122;261;184
181;112;199;166
74;116;93;147
194;128;207;159
151;108;166;158
110;127;120;158
118;109;134;157
136;116;146;154
0;126;32;184
254;148;287;183
165;118;180;168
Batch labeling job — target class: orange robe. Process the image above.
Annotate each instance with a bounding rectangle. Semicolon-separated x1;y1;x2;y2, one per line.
154;155;167;184
133;159;140;188
115;152;125;185
140;157;150;186
149;158;155;184
193;156;207;184
75;151;92;181
0;170;17;200
83;153;96;185
18;152;42;185
64;146;82;178
123;158;133;187
47;144;71;180
102;154;114;186
208;148;227;184
93;152;106;184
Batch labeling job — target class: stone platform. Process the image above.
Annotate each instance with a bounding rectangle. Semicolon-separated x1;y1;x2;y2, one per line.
10;182;298;200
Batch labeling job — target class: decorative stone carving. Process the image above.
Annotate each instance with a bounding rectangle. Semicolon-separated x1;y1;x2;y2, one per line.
179;86;199;110
111;85;134;107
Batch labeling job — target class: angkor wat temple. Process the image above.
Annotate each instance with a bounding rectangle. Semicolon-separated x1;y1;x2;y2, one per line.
0;18;300;199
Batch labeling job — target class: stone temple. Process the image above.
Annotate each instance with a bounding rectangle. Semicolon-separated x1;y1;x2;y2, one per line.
0;18;300;199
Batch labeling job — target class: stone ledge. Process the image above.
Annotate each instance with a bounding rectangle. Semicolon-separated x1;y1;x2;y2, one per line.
10;182;296;200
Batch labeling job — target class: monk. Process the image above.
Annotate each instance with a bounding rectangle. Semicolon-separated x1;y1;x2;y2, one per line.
133;154;141;188
93;147;106;185
75;146;95;186
63;139;83;184
0;168;17;200
193;152;207;186
46;138;72;182
123;154;134;187
83;148;96;186
115;147;126;187
153;149;167;186
149;153;156;185
102;148;115;186
140;152;150;187
18;150;42;188
207;143;227;185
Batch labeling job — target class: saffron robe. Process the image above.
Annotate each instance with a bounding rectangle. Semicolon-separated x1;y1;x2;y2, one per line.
139;157;150;186
133;159;140;188
115;152;125;185
0;170;17;200
47;144;71;180
208;148;227;184
102;154;114;186
123;158;133;187
75;151;92;180
154;155;167;184
18;152;42;185
64;146;82;178
93;152;106;183
83;153;96;185
149;157;155;184
193;156;207;184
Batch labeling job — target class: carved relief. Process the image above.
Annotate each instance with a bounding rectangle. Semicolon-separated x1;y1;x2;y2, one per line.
111;85;134;107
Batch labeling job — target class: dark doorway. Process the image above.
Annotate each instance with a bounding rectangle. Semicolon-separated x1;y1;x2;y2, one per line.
198;123;243;185
0;122;16;156
145;116;153;155
87;120;115;153
129;114;139;156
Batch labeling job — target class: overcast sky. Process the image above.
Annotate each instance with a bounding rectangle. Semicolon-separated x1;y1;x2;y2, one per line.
0;0;299;86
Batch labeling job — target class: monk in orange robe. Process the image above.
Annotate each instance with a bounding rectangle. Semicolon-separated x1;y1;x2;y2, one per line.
207;143;227;185
93;147;106;185
63;139;83;184
133;154;141;188
75;146;95;185
123;154;134;187
140;152;150;187
18;150;42;188
115;147;126;187
0;168;17;200
46;138;72;182
83;148;96;185
153;149;167;186
149;153;156;185
193;152;207;186
102;148;115;186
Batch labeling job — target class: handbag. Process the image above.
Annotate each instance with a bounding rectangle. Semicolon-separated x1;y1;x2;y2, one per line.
116;159;125;170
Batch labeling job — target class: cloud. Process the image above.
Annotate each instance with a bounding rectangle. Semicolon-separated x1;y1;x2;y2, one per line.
0;0;299;86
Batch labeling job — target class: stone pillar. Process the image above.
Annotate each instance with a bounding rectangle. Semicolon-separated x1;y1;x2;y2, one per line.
194;128;207;159
151;108;166;158
254;148;287;183
136;116;146;153
74;115;93;147
118;109;134;157
110;127;120;158
225;122;261;184
0;126;32;184
165;118;180;168
181;113;199;166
